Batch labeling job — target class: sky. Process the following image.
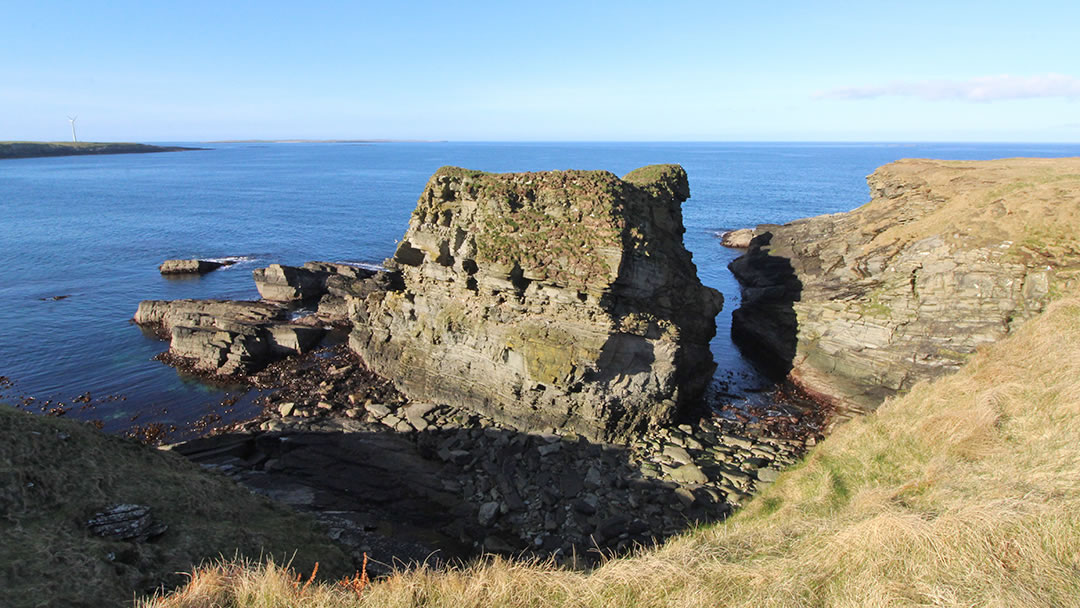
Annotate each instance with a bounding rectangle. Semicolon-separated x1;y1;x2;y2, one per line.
2;0;1078;142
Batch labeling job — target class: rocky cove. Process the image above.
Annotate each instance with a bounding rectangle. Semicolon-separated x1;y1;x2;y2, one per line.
133;164;824;568
127;157;1080;574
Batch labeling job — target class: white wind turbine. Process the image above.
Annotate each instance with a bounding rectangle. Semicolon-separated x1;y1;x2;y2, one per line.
67;115;78;143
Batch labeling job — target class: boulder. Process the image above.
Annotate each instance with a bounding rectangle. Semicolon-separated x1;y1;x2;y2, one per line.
158;259;233;275
349;165;722;442
729;158;1080;413
86;504;167;542
253;262;378;302
252;264;331;302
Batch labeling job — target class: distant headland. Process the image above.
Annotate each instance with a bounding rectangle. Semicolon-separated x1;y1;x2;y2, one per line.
0;141;203;160
206;139;446;143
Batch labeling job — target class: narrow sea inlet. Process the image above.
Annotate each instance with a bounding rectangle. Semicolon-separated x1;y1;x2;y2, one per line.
2;142;1079;437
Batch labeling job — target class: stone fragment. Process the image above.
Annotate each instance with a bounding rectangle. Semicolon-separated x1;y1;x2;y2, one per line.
86;504;167;542
252;264;330;302
674;487;696;507
403;402;437;432
663;444;693;465
364;402;392;419
667;463;708;484
278;402;295;417
756;467;780;483
537;442;561;457
477;501;500;526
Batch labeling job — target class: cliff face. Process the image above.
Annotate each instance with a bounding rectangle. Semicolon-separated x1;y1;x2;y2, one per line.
730;157;1080;413
349;165;722;442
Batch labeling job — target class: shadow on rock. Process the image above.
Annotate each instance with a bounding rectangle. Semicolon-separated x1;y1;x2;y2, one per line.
170;418;735;573
728;231;803;379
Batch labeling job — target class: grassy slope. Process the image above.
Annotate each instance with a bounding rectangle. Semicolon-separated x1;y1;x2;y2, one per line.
0;408;351;608
146;297;1080;607
858;158;1080;265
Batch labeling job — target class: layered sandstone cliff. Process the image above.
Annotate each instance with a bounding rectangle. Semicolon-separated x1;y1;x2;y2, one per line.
730;157;1080;413
349;165;722;441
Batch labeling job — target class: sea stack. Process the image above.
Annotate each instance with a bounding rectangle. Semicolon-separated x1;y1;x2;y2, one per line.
348;164;723;442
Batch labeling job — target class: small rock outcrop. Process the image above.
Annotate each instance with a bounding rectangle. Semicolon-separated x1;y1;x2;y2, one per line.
86;504;167;542
134;299;324;375
719;228;759;248
349;165;722;442
729;158;1080;413
253;262;372;302
136;262;393;375
159;259;233;275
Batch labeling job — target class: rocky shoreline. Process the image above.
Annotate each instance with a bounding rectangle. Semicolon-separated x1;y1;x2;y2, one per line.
128;163;830;572
169;343;824;570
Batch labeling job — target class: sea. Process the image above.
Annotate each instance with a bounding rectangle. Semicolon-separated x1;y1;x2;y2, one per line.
3;142;1079;438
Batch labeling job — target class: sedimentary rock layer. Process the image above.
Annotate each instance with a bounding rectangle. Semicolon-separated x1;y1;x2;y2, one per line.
349;164;722;442
134;299;323;375
730;157;1080;412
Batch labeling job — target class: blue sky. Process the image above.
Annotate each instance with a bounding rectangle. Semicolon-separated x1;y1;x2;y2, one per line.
2;1;1078;142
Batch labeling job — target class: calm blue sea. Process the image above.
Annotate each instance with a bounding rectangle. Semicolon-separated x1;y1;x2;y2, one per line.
2;142;1079;436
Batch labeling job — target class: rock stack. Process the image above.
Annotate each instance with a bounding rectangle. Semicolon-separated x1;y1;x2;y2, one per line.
349;165;722;442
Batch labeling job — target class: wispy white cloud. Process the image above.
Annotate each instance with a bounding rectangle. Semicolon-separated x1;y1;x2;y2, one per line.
815;74;1080;102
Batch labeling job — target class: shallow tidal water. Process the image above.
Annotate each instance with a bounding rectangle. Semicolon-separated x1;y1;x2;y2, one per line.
2;141;1079;436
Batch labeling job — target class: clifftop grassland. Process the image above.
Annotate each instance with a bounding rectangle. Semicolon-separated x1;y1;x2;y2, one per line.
0;141;199;159
143;295;1080;607
730;157;1080;413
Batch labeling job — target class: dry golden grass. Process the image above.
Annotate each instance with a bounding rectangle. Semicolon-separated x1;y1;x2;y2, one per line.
856;157;1080;264
144;298;1080;607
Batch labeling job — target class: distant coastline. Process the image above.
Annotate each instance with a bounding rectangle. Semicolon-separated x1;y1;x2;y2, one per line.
0;141;203;160
206;139;446;143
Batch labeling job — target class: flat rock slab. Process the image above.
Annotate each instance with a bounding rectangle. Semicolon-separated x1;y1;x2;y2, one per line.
159;259;234;275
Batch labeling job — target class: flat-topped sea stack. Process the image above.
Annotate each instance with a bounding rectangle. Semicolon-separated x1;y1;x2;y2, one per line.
730;157;1080;413
349;164;723;442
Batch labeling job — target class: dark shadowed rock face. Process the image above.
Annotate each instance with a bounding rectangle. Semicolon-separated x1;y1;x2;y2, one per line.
349;164;722;442
730;158;1080;413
